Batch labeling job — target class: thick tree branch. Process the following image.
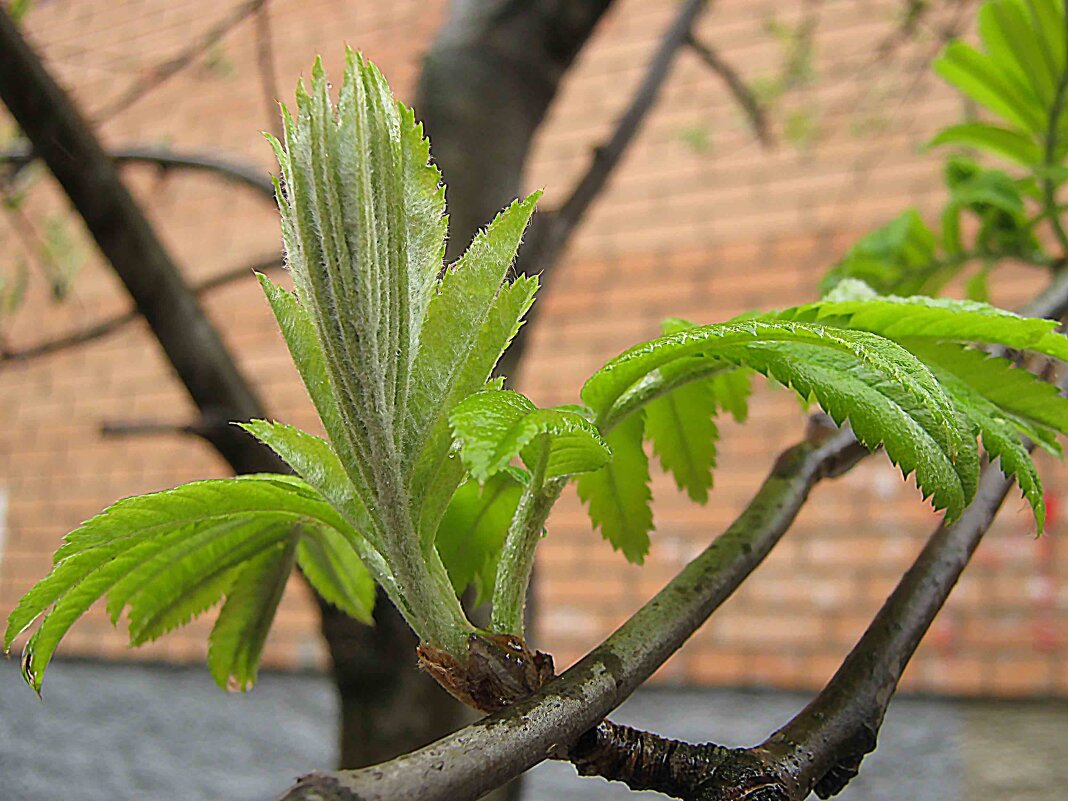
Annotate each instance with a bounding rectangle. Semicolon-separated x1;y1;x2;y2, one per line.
0;142;275;197
0;254;282;364
279;421;868;801
685;34;772;148
0;9;280;473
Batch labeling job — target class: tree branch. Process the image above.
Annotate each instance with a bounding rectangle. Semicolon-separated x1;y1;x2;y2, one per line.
254;0;282;141
528;0;710;274
278;419;868;801
0;142;275;197
685;33;773;148
0;8;281;473
91;0;267;122
0;254;281;363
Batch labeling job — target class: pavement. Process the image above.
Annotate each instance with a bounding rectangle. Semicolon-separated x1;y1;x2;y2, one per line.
1;660;1065;800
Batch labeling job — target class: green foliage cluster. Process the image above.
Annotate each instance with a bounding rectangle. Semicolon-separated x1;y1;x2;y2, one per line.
8;0;1068;695
825;0;1068;298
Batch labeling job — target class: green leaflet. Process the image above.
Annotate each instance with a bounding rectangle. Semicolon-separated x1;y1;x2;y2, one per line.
404;194;541;466
707;369;752;423
582;317;979;520
257;275;373;500
583;320;962;446
935;41;1044;135
643;318;750;503
919;359;1049;529
410;274;540;544
820;210;940;296
933;0;1065;139
904;341;1068;452
929;123;1044;168
776;291;1068;361
738;343;976;515
208;538;298;692
450;389;610;483
5;477;359;692
296;525;376;625
436;472;525;603
645;378;720;504
239;419;377;547
576;412;654;564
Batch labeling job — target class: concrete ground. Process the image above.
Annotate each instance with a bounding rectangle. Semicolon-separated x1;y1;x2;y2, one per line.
1;660;1065;800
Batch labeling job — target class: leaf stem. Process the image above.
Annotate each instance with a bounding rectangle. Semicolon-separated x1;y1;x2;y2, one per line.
490;436;564;636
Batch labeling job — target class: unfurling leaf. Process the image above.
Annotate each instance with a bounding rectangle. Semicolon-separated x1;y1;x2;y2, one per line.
450;389;610;484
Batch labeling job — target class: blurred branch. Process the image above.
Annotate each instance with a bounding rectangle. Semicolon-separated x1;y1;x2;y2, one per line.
530;0;710;272
100;417;217;439
92;0;267;121
0;253;282;363
254;0;282;141
0;142;275;197
685;33;773;148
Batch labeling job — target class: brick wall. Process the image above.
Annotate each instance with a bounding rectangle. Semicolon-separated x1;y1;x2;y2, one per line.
1;0;1065;696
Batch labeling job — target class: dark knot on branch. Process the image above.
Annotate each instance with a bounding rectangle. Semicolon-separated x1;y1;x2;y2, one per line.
417;632;554;713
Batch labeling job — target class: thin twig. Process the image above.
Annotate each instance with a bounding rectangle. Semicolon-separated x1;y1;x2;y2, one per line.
278;421;868;801
254;0;283;141
92;0;267;122
530;0;710;271
685;34;772;148
0;143;275;197
0;254;281;363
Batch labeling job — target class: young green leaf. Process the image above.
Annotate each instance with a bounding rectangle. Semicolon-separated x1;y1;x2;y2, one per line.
436;472;525;602
450;388;611;483
296;525;376;625
933;0;1065;141
409;274;540;544
819;210;940;296
404;193;541;467
582;318;978;518
904;341;1068;454
576;412;654;563
645;378;720;504
208;538;298;692
5;477;358;692
929;123;1043;168
776;291;1068;361
239;419;378;549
